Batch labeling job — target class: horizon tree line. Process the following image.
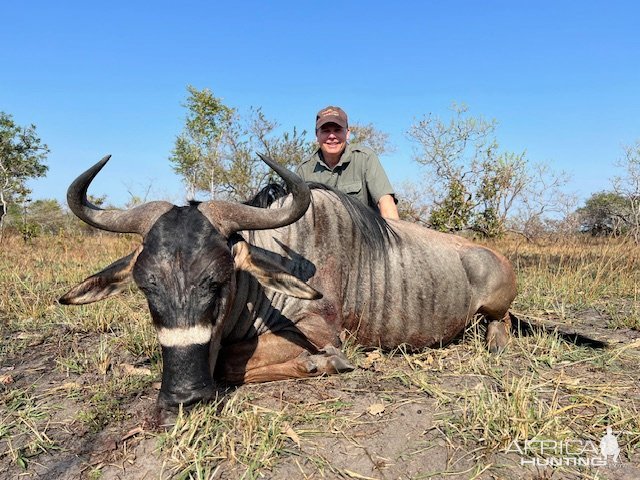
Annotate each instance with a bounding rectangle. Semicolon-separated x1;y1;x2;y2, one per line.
2;90;639;243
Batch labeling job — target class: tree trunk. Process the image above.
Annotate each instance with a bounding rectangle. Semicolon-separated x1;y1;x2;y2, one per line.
0;196;6;242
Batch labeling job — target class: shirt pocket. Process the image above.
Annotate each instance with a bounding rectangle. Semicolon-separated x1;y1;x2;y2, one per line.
340;181;362;195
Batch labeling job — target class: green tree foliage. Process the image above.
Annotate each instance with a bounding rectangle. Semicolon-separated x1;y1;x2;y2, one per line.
577;140;640;244
428;178;474;232
349;123;394;156
170;86;314;201
577;141;640;242
0;112;49;235
407;104;570;237
169;86;234;199
475;152;528;236
28;199;65;233
9;198;65;241
223;107;312;199
577;191;628;236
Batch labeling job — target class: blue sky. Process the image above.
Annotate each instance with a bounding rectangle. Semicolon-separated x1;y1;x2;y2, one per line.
3;1;639;207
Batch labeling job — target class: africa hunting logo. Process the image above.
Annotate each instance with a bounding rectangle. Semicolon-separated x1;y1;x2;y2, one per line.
506;427;621;467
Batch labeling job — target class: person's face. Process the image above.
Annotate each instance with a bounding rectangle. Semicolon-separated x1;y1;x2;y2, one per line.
316;123;349;158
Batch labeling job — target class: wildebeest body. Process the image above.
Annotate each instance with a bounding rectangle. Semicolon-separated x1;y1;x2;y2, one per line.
227;189;514;353
60;156;516;411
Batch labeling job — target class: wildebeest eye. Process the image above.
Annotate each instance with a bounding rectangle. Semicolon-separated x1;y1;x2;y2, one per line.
137;274;159;294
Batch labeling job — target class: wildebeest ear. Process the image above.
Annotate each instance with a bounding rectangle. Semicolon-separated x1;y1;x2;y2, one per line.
232;241;322;300
59;247;142;305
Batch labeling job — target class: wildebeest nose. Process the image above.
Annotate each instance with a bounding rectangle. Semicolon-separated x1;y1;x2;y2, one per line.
157;384;217;411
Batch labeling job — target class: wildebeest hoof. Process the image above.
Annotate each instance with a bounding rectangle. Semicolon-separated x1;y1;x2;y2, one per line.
296;350;318;373
306;360;318;373
152;406;178;430
313;345;356;373
486;320;510;353
329;356;356;373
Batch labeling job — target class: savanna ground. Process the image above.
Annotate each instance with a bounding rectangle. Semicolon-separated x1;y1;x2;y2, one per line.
1;233;639;480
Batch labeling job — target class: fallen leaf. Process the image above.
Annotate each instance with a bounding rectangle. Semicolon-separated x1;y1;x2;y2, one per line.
281;422;301;448
368;403;385;416
362;351;383;369
414;354;434;368
0;374;14;385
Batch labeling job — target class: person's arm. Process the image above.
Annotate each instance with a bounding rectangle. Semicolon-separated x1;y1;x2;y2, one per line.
377;194;399;220
362;150;399;220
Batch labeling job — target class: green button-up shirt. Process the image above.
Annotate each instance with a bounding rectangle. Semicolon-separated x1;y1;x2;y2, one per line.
295;144;395;210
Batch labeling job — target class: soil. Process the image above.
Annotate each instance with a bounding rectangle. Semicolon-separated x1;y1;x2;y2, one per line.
1;314;639;480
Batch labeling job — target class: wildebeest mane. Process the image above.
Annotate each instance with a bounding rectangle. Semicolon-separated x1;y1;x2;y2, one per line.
244;183;288;209
246;182;398;253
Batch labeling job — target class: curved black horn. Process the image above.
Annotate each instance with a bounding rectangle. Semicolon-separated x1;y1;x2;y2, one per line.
198;154;311;235
67;155;172;235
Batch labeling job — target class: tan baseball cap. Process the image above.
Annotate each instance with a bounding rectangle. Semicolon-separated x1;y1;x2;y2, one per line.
316;106;348;130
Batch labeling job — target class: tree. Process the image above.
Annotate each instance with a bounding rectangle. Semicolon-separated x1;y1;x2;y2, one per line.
577;141;640;242
509;163;575;239
0;112;49;236
576;191;629;236
611;140;640;243
349;123;394;156
395;181;431;224
407;103;570;237
221;107;313;200
15;198;65;240
169;85;234;200
408;103;506;234
170;87;315;201
428;178;474;232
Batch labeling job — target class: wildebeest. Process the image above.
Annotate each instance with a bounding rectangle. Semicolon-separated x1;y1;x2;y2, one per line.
60;155;516;411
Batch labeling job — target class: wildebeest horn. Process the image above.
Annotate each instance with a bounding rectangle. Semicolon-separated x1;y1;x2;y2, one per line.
198;154;311;235
67;155;173;235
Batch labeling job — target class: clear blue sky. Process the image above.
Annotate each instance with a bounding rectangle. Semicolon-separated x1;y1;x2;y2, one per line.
3;1;639;207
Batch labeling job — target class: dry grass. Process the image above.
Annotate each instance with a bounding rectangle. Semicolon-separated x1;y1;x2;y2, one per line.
497;236;640;328
1;233;639;479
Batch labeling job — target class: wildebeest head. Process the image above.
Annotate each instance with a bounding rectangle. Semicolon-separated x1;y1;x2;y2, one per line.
59;155;320;410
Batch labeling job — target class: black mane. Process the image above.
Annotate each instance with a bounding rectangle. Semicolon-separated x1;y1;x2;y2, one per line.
246;182;398;252
244;183;288;209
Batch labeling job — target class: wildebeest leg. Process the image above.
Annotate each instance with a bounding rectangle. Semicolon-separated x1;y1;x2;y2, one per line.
217;330;354;384
463;246;516;353
241;346;354;384
486;311;512;353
